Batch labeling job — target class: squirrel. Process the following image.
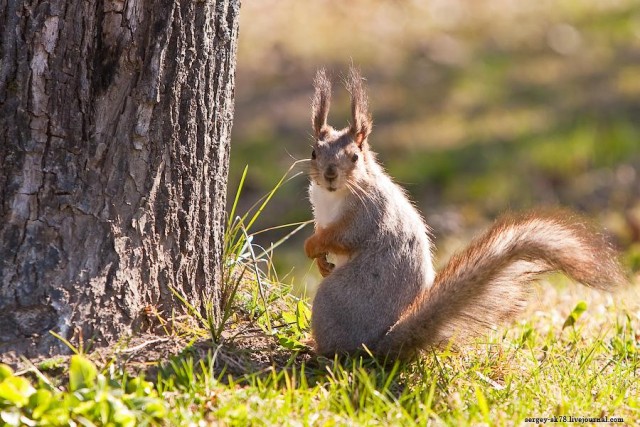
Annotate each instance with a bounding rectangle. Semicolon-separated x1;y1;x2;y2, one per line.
304;66;626;360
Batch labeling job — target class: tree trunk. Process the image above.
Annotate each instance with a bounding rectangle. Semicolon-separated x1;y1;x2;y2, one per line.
0;0;240;359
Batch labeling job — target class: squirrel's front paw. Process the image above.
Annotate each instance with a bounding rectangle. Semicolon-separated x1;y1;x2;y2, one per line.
304;235;324;259
317;256;335;277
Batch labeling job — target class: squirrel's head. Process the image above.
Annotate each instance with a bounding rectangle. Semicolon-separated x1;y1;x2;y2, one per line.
308;67;373;193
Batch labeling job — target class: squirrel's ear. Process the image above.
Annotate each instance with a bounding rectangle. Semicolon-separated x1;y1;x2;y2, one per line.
312;68;332;139
346;66;373;148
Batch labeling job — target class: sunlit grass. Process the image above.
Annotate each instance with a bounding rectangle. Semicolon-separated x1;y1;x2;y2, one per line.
3;176;638;425
153;278;639;426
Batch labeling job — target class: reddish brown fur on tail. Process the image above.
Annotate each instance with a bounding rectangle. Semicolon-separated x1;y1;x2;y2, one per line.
375;211;626;359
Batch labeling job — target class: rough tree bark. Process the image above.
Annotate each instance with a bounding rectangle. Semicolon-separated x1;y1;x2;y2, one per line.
0;0;240;359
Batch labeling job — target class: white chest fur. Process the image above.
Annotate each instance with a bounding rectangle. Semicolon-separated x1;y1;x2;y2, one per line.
308;182;350;268
308;182;347;228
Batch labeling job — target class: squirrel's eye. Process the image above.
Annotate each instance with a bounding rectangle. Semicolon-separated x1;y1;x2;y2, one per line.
351;153;359;162
311;150;316;160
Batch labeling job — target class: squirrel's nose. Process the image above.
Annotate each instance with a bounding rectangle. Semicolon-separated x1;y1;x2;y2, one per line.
324;165;338;181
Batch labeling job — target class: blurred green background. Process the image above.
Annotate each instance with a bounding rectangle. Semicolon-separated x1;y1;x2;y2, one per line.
231;0;640;291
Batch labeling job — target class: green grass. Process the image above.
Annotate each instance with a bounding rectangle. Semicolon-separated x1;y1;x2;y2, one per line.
189;294;639;426
3;276;638;425
2;163;639;425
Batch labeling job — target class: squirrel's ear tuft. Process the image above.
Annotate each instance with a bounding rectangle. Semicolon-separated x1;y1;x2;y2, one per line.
312;68;332;139
346;65;373;148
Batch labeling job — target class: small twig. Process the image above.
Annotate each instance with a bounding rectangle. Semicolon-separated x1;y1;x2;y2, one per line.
475;371;505;391
17;357;62;392
116;337;171;355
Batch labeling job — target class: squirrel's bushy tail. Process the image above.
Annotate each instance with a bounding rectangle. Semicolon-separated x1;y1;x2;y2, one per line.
376;212;626;359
